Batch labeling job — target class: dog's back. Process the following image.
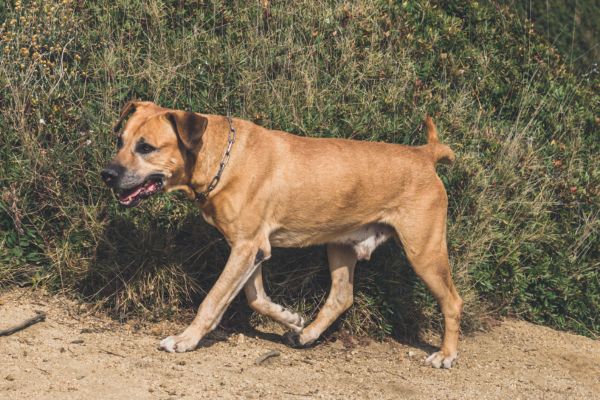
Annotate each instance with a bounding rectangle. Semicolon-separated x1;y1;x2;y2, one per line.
228;117;454;248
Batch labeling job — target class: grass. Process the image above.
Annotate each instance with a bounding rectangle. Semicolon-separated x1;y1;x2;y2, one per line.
503;0;599;75
0;0;598;339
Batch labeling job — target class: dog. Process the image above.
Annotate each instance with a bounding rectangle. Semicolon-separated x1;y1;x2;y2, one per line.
101;101;463;368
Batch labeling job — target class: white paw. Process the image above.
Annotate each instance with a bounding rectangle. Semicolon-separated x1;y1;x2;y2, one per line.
425;351;457;369
288;316;306;333
159;333;199;353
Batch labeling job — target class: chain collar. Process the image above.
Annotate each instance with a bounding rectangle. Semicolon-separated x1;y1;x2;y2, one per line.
194;115;237;203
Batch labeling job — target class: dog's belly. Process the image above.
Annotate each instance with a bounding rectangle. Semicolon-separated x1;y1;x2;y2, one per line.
270;223;394;260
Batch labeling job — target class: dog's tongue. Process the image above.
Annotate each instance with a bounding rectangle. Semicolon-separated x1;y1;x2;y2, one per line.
119;180;159;203
119;186;144;203
143;180;159;194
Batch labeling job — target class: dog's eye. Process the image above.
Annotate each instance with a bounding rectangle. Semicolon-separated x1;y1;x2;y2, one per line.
116;136;123;150
136;142;157;155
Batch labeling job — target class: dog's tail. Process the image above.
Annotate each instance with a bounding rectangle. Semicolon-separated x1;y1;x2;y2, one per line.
424;116;455;165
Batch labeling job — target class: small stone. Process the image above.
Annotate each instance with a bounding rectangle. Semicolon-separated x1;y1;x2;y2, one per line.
5;375;15;381
237;334;245;345
177;360;186;366
408;351;415;357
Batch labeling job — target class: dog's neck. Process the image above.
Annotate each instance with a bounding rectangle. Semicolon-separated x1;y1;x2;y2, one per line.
188;116;237;204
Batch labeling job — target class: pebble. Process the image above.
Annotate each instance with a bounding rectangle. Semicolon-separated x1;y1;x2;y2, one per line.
237;334;245;345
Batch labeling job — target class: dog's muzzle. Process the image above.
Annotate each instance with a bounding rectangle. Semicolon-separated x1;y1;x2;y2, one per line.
101;164;164;207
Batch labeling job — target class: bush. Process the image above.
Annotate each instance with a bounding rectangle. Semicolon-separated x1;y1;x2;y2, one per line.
1;0;598;338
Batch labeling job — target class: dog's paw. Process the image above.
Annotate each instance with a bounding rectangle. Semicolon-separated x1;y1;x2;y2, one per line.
282;331;316;349
425;350;457;369
159;333;199;353
288;316;306;334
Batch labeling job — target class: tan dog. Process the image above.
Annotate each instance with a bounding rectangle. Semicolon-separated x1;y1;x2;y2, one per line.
101;101;463;368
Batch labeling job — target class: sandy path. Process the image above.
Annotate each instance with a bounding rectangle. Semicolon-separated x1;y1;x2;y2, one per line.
0;289;598;399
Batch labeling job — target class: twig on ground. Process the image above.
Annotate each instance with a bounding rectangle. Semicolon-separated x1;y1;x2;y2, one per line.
0;310;46;336
255;350;280;365
99;349;126;358
35;367;50;375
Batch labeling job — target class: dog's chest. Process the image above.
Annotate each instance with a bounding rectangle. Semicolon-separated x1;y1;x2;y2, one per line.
201;211;216;227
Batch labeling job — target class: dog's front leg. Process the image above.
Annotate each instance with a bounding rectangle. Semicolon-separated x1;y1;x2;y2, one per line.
159;241;261;353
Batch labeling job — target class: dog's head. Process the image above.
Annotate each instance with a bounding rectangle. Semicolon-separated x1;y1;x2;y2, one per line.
101;101;208;207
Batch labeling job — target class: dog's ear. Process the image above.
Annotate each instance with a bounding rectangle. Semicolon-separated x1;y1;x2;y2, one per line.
112;100;140;133
166;111;208;153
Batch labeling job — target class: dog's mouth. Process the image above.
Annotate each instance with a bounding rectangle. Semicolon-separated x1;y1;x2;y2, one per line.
115;175;164;207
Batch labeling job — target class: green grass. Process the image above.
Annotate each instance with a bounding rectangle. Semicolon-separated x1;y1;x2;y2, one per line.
503;0;599;75
1;0;598;339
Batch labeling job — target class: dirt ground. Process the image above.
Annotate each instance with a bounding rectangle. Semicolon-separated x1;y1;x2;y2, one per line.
0;289;598;400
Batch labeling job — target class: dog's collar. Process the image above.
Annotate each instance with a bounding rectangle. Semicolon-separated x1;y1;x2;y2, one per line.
194;115;237;203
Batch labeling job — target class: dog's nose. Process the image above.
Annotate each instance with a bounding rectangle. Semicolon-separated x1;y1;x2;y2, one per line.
101;167;119;186
101;168;118;183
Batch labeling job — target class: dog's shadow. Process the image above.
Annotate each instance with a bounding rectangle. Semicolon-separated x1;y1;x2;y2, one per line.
79;210;229;319
81;209;438;350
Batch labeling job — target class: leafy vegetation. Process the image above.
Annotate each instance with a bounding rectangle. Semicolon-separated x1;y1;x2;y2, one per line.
1;0;598;339
504;0;599;75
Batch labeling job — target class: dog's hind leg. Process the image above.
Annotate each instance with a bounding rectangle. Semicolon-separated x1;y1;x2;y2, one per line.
244;265;305;332
284;243;357;347
390;190;463;368
403;235;462;368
